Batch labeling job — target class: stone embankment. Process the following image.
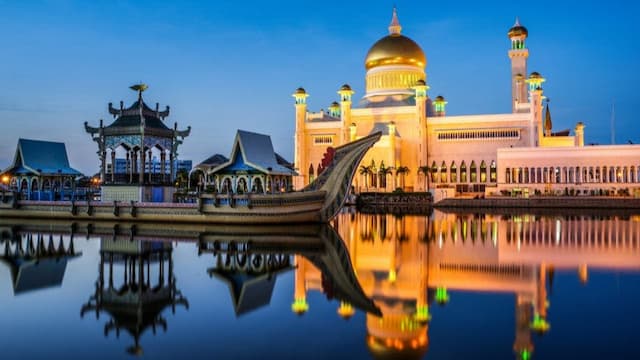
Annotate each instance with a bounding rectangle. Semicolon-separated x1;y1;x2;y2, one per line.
435;196;640;209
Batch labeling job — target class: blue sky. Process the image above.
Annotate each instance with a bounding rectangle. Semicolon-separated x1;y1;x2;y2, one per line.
0;0;638;174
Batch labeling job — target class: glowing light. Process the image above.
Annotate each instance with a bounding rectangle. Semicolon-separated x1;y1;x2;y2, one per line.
388;269;397;283
435;287;449;305
530;313;550;333
1;175;9;184
415;305;431;322
291;298;309;314
520;349;532;360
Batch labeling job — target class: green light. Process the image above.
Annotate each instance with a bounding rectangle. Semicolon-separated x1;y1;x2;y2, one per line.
520;349;532;360
435;287;449;304
415;305;431;322
530;314;550;332
291;298;309;313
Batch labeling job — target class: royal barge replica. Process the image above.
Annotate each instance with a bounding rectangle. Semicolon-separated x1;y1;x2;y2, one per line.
0;132;381;224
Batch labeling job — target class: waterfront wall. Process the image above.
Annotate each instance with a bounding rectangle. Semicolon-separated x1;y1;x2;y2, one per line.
435;196;640;209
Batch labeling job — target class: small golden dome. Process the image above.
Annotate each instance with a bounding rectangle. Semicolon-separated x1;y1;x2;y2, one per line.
508;18;528;38
340;84;352;91
330;101;340;107
529;71;542;79
415;79;426;86
365;35;426;70
435;95;445;102
295;87;307;94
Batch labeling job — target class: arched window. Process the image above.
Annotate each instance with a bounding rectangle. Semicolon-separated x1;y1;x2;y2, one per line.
450;162;457;183
308;164;315;184
431;161;438;183
505;168;511;183
460;161;467;183
222;178;232;193
440;161;447;183
480;161;487;183
253;178;264;193
490;161;497;183
470;161;477;183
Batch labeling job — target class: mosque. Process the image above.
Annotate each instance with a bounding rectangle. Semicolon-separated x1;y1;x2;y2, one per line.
293;9;640;199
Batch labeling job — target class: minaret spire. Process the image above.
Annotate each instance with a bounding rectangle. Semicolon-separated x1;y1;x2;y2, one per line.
388;6;402;35
544;100;552;136
514;16;521;27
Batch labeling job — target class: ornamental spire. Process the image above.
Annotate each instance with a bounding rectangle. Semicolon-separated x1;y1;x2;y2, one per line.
514;16;521;27
388;7;402;35
544;100;553;134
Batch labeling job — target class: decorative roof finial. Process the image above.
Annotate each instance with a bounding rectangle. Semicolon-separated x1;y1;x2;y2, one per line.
544;99;553;132
514;16;521;26
389;6;402;35
129;83;148;101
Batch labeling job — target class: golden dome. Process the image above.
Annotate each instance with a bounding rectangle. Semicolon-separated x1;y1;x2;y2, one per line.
365;34;426;70
508;17;528;38
365;7;426;71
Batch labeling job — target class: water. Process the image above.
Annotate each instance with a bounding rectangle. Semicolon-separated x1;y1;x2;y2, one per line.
1;209;639;359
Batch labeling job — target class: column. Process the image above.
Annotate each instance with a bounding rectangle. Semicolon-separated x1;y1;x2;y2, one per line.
139;148;145;184
148;150;153;183
110;150;116;183
161;151;166;183
100;150;106;182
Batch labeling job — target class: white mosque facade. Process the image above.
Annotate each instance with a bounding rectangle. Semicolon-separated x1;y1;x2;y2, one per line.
293;9;640;199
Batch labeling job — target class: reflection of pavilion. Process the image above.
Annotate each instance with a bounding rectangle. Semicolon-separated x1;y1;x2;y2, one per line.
0;233;80;295
293;211;640;359
81;238;188;356
201;241;293;316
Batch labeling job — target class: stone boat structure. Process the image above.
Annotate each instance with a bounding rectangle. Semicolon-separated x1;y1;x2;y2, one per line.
0;132;381;224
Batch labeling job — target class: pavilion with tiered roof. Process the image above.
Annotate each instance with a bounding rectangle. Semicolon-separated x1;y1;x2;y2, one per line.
85;84;191;202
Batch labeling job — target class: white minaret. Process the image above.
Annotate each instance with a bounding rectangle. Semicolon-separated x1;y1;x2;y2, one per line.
508;17;529;113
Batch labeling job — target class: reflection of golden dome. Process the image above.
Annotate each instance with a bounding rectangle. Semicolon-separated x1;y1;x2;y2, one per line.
365;35;426;70
367;335;428;360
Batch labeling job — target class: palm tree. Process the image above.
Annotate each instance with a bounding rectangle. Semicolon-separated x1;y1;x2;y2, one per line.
358;165;372;191
395;166;410;190
418;165;430;192
379;163;394;191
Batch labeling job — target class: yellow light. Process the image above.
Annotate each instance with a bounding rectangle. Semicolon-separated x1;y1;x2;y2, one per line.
1;175;9;184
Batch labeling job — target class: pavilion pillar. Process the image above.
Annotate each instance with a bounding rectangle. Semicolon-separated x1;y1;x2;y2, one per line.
100;150;107;182
160;151;166;183
148;150;153;184
170;152;175;184
131;151;138;184
139;149;145;184
126;151;131;183
111;150;116;183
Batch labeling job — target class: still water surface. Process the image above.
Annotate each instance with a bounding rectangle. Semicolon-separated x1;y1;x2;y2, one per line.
1;209;639;359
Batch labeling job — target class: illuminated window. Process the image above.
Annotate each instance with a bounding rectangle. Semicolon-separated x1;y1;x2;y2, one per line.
460;161;467;183
437;129;520;141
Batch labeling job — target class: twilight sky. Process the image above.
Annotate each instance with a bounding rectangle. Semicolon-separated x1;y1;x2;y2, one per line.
0;0;638;174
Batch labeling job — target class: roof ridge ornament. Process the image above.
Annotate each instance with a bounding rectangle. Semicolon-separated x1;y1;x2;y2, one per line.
388;6;402;35
129;83;148;101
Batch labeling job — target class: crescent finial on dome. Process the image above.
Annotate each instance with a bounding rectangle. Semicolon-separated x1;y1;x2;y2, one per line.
389;7;402;35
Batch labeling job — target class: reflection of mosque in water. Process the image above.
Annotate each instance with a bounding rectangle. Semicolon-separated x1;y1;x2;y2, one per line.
294;210;640;359
80;237;189;356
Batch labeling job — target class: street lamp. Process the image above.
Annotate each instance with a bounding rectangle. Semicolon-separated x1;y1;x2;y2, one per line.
1;175;9;184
